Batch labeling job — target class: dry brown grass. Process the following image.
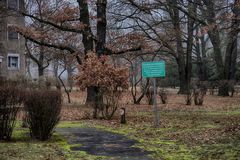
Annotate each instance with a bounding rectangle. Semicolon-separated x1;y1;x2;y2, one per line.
14;89;240;159
60;90;240;121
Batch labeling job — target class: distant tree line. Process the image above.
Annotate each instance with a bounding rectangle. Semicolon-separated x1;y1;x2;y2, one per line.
1;0;238;103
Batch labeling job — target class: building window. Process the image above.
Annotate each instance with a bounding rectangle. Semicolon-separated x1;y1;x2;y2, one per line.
8;53;20;70
7;0;19;10
8;26;19;40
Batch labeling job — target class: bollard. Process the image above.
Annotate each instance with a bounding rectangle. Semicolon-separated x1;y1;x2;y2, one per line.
120;107;126;124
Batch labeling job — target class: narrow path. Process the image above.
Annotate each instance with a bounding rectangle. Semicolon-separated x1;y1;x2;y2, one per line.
57;127;152;160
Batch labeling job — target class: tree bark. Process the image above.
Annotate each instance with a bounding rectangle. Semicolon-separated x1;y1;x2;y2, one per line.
169;0;193;94
38;67;44;77
196;33;208;81
58;67;71;103
66;65;74;90
224;0;239;80
208;31;224;79
77;0;94;53
218;80;230;96
203;0;225;80
219;0;240;96
185;1;196;94
53;59;61;89
201;35;208;81
90;0;108;118
202;0;231;96
78;0;96;104
177;58;188;94
86;87;97;105
96;0;107;56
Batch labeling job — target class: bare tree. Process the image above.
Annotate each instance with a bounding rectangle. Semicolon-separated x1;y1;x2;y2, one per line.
16;0;141;106
199;0;240;96
110;0;197;94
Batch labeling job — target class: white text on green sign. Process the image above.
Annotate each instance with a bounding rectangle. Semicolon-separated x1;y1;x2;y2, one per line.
142;61;165;78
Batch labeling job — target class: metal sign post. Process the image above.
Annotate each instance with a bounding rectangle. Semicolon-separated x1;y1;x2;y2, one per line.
153;78;160;126
142;61;165;127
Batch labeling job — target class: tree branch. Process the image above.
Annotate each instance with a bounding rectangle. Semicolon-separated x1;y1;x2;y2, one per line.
21;33;76;54
21;12;83;34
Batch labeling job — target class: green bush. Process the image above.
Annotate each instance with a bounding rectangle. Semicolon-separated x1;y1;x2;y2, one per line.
0;86;25;141
25;90;62;141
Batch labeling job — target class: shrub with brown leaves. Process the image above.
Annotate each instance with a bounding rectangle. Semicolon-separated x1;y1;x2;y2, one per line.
25;90;62;141
75;53;129;119
0;86;25;141
76;53;129;91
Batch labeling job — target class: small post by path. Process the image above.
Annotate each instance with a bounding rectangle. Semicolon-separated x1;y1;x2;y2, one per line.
120;107;126;124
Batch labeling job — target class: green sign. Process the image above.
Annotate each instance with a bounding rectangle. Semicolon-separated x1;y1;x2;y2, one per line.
142;61;165;78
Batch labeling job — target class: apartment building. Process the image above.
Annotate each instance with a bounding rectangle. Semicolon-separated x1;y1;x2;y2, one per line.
0;0;25;78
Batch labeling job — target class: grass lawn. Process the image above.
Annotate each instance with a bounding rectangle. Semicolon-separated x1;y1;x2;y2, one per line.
58;108;240;160
1;92;240;160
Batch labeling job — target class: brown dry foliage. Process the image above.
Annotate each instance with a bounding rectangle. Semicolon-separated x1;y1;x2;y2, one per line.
75;53;129;92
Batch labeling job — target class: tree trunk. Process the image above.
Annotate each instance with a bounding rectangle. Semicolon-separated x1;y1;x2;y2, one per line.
78;0;108;106
230;40;238;80
135;78;150;104
224;0;239;80
89;0;107;117
87;87;104;119
170;0;191;94
219;0;240;96
201;35;208;81
77;0;94;54
78;0;96;104
59;67;71;103
177;58;189;94
202;1;231;96
26;57;32;79
86;87;96;105
38;67;44;77
96;0;107;56
66;65;74;90
185;1;195;94
196;33;208;81
224;39;238;81
218;80;229;96
178;74;189;94
53;60;61;89
204;1;225;80
208;31;225;79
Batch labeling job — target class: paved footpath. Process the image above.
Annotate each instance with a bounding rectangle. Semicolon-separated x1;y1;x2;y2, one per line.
57;127;152;160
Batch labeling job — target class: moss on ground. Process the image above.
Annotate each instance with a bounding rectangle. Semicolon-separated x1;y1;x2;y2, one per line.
65;108;239;160
57;121;87;128
0;124;107;160
0;107;239;160
0;129;65;160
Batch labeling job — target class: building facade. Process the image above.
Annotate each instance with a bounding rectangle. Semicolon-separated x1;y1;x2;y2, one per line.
0;0;25;78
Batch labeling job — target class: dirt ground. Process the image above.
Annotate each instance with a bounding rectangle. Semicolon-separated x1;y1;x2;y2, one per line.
11;89;240;159
59;89;240;159
60;89;240;121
